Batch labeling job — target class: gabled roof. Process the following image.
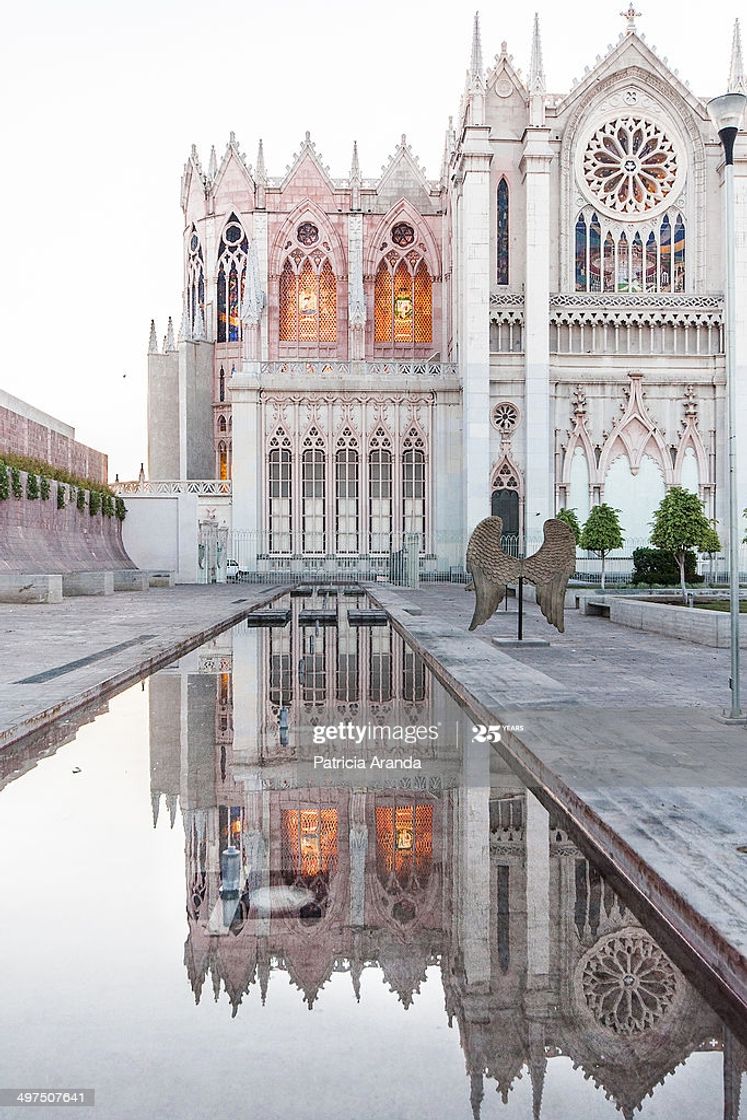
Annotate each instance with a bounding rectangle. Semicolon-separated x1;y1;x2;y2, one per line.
278;131;338;200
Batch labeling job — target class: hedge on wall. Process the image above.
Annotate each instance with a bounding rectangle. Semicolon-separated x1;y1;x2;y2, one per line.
631;547;704;587
0;457;125;521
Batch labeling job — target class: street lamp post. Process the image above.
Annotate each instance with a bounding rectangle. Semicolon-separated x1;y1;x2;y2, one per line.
707;91;747;720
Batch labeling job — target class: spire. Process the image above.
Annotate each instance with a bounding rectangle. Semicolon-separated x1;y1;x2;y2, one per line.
147;319;158;353
178;300;191;343
166;793;178;828
164;315;175;352
469;1072;484;1120
350;140;360;181
470;11;483;80
528;13;546;126
529;13;545;93
151;791;160;828
255;138;266;183
255;138;266;208
729;19;746;94
193;302;206;342
350;140;361;210
208;144;217;180
241;240;265;328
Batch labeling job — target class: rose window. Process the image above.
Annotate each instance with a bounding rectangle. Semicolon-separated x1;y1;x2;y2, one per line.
578;930;678;1035
583;118;677;215
297;222;319;246
492;402;519;433
392;222;415;247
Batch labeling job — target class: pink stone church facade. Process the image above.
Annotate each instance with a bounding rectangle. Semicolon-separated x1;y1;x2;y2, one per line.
124;11;747;582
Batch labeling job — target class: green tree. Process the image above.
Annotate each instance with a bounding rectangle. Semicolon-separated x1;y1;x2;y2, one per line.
650;486;714;603
555;507;581;544
579;504;624;591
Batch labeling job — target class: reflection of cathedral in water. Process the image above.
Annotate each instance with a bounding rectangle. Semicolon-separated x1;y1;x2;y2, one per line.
148;602;744;1118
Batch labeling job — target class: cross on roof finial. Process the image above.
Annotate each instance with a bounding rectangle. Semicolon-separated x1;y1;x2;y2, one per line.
621;4;641;32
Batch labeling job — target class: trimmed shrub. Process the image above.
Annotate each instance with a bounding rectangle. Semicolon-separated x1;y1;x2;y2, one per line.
39;474;51;500
76;487;86;511
632;547;703;587
11;467;22;498
26;472;39;500
0;463;8;500
56;484;66;509
89;490;101;516
115;496;127;521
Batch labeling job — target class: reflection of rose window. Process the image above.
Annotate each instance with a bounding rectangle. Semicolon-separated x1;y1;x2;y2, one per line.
579;930;677;1035
583;118;677;214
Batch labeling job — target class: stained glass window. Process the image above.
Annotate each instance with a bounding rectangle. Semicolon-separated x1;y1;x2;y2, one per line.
187;226;205;332
216;214;248;343
297;222;319;246
660;214;672;291
218;442;228;481
497;178;509;285
269;442;292;553
673;214;686;293
574;210;685;293
374;254;432;347
278;244;337;348
392;222;415;247
375;803;433;885
575;214;587;290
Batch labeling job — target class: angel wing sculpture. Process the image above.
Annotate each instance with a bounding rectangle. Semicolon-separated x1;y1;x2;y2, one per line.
466;516;576;633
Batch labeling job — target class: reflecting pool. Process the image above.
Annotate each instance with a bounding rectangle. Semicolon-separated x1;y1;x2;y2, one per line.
0;592;744;1119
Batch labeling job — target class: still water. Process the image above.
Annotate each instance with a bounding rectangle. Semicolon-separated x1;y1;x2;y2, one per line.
0;592;743;1119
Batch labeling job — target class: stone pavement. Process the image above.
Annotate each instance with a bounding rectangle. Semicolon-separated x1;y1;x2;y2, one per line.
369;583;747;1019
0;584;279;748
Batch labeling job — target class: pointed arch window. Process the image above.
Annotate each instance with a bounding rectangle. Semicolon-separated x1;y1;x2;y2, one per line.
302;440;326;553
218;442;229;481
217;214;248;343
187;227;205;332
374;224;432;346
278;223;337;348
268;435;292;553
402;433;426;545
369;432;392;553
335;439;359;553
218;367;226;402
574;210;686;293
497;178;510;286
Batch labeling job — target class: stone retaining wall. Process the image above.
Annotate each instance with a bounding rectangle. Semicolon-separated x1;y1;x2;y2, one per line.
0;472;134;574
0;394;107;483
578;592;747;647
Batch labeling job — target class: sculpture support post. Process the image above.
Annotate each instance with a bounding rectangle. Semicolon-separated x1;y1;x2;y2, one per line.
518;576;524;641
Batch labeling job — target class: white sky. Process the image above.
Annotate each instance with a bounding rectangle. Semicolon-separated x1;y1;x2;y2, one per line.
0;0;739;480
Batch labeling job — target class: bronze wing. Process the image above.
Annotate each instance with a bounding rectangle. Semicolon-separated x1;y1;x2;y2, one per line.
466;516;521;631
521;518;576;633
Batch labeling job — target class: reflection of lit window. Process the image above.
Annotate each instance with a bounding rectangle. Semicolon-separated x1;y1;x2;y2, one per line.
282;808;338;879
375;803;433;885
396;827;414;851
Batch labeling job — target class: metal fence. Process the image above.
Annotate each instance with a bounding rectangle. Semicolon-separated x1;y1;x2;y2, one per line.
227;529;747;588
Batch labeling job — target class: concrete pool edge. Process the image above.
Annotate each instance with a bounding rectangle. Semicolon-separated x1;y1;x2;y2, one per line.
367;584;747;1020
0;586;286;752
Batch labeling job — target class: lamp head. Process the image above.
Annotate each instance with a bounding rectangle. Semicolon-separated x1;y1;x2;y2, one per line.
707;92;747;164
